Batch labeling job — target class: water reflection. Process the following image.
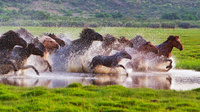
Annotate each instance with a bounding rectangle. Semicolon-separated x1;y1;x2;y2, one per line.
0;69;200;91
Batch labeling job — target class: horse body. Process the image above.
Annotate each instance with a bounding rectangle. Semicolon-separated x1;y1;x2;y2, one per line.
90;51;132;71
15;28;46;52
52;28;104;72
0;30;27;74
118;36;134;51
156;35;183;58
8;43;44;75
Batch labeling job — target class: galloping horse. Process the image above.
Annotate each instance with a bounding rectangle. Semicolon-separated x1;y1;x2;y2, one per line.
47;33;66;47
127;41;159;71
156;35;183;70
52;27;104;72
100;34;120;56
0;30;27;74
15;28;46;52
118;36;134;50
9;43;44;75
89;51;132;75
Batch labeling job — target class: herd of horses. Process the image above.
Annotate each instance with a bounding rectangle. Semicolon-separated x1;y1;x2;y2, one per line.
0;27;183;76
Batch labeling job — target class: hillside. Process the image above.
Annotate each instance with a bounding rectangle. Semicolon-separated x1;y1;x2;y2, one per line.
0;0;200;27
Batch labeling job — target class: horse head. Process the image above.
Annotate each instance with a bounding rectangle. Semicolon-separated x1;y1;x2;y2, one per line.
118;36;134;48
1;30;27;48
137;42;159;54
103;34;120;50
42;36;60;50
48;33;66;47
119;51;132;60
28;43;44;57
80;28;104;41
168;35;183;51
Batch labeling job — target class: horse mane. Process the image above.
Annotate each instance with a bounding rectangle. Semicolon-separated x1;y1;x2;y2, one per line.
164;35;179;43
79;28;95;40
1;30;19;39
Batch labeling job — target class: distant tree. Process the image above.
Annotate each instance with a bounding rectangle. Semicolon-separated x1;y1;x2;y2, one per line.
161;13;181;20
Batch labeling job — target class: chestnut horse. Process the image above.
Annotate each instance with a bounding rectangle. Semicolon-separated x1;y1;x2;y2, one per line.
155;35;183;70
8;43;44;75
15;28;46;52
126;41;159;71
47;33;66;47
0;30;27;74
118;36;134;50
100;34;120;56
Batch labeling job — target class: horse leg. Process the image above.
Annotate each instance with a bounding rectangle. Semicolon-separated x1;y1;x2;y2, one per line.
165;58;172;71
43;60;52;72
116;64;128;77
21;65;40;76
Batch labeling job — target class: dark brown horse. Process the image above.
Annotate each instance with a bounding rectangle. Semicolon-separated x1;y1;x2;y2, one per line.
8;43;44;75
0;30;27;74
118;36;134;50
15;28;46;52
89;51;132;72
156;35;183;70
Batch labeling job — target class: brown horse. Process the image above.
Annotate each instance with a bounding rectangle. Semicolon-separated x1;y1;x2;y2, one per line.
155;35;183;70
15;28;46;52
8;43;44;75
100;34;120;56
127;41;159;71
47;33;66;47
118;36;134;50
0;30;27;74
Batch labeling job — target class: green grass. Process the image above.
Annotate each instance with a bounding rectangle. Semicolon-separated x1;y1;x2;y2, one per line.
0;83;200;111
0;26;199;71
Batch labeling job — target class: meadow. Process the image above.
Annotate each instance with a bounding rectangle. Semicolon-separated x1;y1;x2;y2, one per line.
0;83;200;112
0;26;199;71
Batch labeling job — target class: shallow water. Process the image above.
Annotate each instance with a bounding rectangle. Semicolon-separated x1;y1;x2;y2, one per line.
0;69;200;91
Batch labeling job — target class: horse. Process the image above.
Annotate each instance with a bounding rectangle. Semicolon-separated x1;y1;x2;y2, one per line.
155;35;183;71
130;35;147;49
118;36;134;50
47;33;66;47
89;51;132;75
0;30;27;74
126;41;159;71
97;34;120;56
52;27;104;72
8;43;44;75
15;28;46;52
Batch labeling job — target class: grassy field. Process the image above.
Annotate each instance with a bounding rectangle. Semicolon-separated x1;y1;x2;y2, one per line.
0;26;199;71
0;83;200;112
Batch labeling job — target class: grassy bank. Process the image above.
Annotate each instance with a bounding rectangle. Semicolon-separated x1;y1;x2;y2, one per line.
0;26;199;71
0;83;200;111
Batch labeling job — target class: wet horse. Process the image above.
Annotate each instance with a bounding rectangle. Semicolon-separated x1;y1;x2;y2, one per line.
47;33;66;47
52;27;104;72
0;30;27;74
127;41;159;71
118;36;134;50
156;35;183;70
15;28;46;52
99;34;120;56
8;43;44;75
89;51;132;74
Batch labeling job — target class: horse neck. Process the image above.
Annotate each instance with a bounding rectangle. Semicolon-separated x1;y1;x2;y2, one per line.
157;41;173;58
0;39;15;50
